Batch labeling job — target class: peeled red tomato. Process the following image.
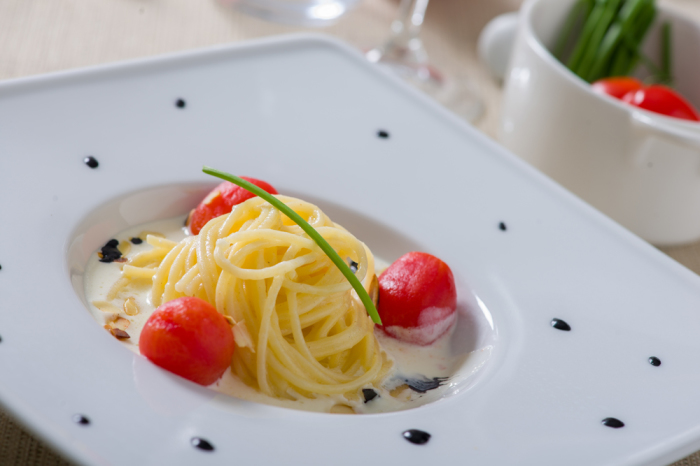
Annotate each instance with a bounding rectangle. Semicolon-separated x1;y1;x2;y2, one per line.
591;76;643;99
592;77;700;122
189;177;278;235
622;85;700;121
139;297;235;386
377;252;457;346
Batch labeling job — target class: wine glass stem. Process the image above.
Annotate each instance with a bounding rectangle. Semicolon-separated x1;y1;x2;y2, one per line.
379;0;430;66
366;0;483;122
394;0;428;39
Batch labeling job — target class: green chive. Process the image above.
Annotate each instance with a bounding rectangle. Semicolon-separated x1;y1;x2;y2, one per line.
608;42;631;76
554;0;592;61
575;0;624;81
622;2;656;76
567;0;602;72
559;0;660;82
587;21;623;81
202;166;383;325
587;0;649;82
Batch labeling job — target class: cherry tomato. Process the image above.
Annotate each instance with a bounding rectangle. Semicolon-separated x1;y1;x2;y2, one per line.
139;297;235;386
189;177;278;235
591;77;643;99
377;252;457;346
622;85;700;122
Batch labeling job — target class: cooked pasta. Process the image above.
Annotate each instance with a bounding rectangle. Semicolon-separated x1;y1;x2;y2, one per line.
123;195;391;399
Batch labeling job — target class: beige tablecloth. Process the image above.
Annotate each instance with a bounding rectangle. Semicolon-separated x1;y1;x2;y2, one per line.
2;0;700;464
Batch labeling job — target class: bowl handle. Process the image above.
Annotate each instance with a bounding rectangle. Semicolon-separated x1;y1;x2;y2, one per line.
477;12;519;82
631;111;700;151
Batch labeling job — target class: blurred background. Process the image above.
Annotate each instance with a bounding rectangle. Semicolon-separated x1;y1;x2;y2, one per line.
0;0;526;139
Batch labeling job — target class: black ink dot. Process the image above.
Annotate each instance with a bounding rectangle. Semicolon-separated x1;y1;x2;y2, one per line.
72;414;90;425
98;239;122;263
84;156;99;169
499;222;507;231
403;429;430;445
362;388;378;403
0;264;2;270
602;417;624;428
176;99;186;109
404;376;448;393
130;237;143;245
191;437;214;451
551;318;571;331
377;130;390;139
649;357;661;367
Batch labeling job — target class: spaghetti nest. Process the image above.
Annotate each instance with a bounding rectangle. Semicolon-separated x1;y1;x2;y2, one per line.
123;195;390;399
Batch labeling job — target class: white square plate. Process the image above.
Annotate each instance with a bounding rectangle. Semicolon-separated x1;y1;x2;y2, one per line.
1;34;700;466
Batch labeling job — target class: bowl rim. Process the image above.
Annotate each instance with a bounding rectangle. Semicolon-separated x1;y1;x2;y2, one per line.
520;0;700;131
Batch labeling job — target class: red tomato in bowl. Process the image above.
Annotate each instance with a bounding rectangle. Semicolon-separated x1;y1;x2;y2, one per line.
139;297;235;386
189;177;278;235
592;78;700;122
591;77;643;99
377;252;457;346
622;85;700;122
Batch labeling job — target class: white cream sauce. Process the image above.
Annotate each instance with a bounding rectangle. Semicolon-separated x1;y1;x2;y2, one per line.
84;215;489;414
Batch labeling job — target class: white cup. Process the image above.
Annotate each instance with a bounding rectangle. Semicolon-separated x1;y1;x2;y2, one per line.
480;0;700;245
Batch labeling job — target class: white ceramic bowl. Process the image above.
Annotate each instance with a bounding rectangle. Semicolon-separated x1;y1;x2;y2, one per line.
483;0;700;246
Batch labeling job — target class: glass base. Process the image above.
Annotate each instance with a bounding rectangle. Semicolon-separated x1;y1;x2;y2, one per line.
372;57;484;124
220;0;358;27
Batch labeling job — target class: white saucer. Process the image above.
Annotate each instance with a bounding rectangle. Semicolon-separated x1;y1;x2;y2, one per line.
1;34;699;466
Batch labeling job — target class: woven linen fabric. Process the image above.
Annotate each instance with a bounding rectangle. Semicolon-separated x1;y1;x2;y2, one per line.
0;411;71;465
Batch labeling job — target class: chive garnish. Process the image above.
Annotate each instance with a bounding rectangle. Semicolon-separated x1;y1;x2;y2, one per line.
556;0;667;83
202;166;383;325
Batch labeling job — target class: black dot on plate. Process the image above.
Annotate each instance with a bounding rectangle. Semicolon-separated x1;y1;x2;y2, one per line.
499;222;507;231
191;437;214;452
602;417;625;428
402;429;431;445
362;388;378;403
175;99;186;109
130;237;143;245
72;414;90;426
649;356;661;367
551;318;571;331
377;130;390;139
83;156;98;169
